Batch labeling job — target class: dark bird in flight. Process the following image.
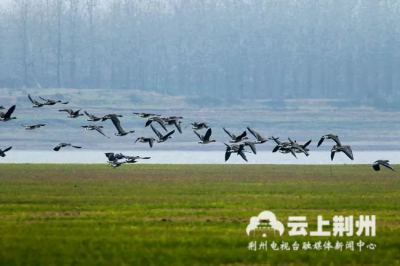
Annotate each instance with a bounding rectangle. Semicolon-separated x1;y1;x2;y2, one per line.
110;116;135;136
21;124;46;130
331;144;354;161
134;137;156;148
186;122;209;130
372;160;395;171
317;134;341;147
223;127;249;143
194;128;215;144
151;124;175;143
0;146;12;157
0;105;17;122
53;143;82;151
59;109;84;118
28;94;46;107
81;125;109;138
224;143;248;162
84;111;103;122
247;127;269;144
39;96;69;105
133;112;161;118
145;116;168;132
101;114;123;122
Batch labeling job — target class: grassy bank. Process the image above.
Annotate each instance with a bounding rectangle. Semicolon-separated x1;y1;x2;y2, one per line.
0;164;399;265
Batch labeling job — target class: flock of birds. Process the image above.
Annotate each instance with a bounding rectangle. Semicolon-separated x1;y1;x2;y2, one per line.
0;94;396;172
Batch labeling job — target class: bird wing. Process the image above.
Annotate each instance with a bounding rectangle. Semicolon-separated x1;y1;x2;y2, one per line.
84;111;93;117
149;138;154;148
110;116;124;133
53;145;61;151
193;130;203;141
237;144;244;156
372;163;380;171
3;146;12;152
270;136;281;145
4;105;16;119
59;109;73;115
236;130;247;140
28;94;35;104
381;161;395;171
317;137;325;147
72;145;82;149
303;139;312;148
204;128;212;141
96;127;109;138
162;130;175;141
173;120;182;134
238;150;248;162
150;124;162;138
152;117;167;131
39;96;49;101
134;138;140;144
332;136;341;146
272;145;280;153
223;127;235;139
247;127;261;140
73;109;82;116
289;148;297;158
0;111;4;118
246;142;257;154
225;150;232;162
105;153;115;160
342;146;354;160
331;150;335;161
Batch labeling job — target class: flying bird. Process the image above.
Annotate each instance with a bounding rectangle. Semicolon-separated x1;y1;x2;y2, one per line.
186;122;209;130
21;124;46;130
288;138;309;156
270;137;297;158
81;125;109;138
293;139;312;154
0;146;12;157
39;96;69;105
331;144;354;161
247;127;269;144
122;155;151;163
59;109;84;118
145;116;168;131
151;124;175;143
53;143;82;151
110;116;135;136
84;111;103;122
317;134;341;147
101;114;123;122
105;152;125;163
224;143;248;162
133;112;161;118
0;105;17;122
134;137;156;148
28;94;45;107
372;160;395;171
237;141;257;155
194;128;216;144
223;127;249;143
162;117;183;134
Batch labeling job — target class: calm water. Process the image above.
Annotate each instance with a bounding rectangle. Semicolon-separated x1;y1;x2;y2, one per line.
1;150;399;164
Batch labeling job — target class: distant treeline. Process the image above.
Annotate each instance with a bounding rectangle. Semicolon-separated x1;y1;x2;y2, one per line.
0;0;399;100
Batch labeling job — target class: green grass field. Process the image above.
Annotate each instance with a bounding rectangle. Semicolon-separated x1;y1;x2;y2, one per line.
0;164;399;265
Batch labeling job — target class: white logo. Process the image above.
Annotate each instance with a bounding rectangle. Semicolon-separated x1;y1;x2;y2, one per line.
246;211;285;237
